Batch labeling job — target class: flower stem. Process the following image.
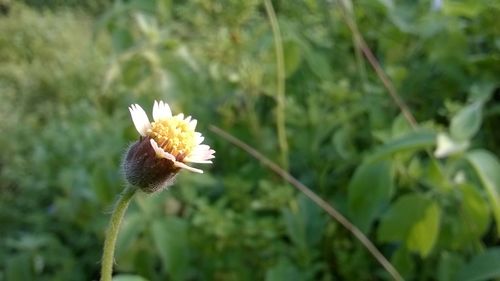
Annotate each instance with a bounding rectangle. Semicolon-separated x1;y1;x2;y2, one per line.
100;186;137;281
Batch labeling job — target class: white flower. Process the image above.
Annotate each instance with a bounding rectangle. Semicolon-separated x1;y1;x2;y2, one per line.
128;100;215;174
434;133;469;158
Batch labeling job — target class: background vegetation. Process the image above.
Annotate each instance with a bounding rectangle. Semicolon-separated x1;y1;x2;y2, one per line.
1;0;500;280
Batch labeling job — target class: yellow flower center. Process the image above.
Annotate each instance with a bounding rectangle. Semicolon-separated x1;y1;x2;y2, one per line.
148;118;196;160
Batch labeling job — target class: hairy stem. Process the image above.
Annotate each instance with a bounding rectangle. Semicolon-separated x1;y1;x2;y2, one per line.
100;186;137;281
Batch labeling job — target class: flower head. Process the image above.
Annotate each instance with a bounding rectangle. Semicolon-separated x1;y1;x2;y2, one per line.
123;101;215;193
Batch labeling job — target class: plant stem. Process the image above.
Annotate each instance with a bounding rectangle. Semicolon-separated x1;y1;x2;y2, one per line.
100;186;137;281
334;0;418;129
264;0;289;170
210;125;404;281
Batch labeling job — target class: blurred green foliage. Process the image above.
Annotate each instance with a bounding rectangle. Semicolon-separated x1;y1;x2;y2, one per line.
1;0;500;280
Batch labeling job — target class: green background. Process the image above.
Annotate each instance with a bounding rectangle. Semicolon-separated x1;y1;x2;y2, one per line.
1;0;500;280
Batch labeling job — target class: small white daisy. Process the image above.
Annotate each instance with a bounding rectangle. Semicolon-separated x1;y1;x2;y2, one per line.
129;100;215;173
124;100;215;192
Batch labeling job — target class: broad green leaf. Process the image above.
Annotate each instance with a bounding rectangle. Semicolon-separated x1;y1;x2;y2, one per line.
135;192;167;218
379;194;441;257
283;40;302;77
90;168;113;204
116;213;146;259
283;194;326;249
406;200;441;257
113;275;149;281
111;28;134;52
444;1;485;18
367;131;436;162
450;101;482;141
469;82;494;102
348;160;393;232
391;113;412;138
333;128;355;159
151;218;190;281
437;252;465;281
466;150;500;236
439;203;485;251
457;248;500;281
391;247;414;279
282;209;305;249
460;184;490;240
422;158;451;192
6;254;33;281
265;258;302;281
303;46;332;79
378;194;430;242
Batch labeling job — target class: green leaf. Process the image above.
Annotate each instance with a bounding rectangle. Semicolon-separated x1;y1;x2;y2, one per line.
406;200;441;257
444;1;485;18
283;194;326;249
378;194;441;257
151;218;190;281
348;160;394;232
469;82;495;102
90;168;113;204
450;101;483;141
378;194;430;242
391;247;414;279
466;150;500;236
422;158;450;192
457;248;500;281
303;46;332;79
113;275;149;281
460;184;490;240
391;113;413;138
265;258;302;281
116;213;146;259
367;131;436;162
283;40;302;77
6;253;33;281
438;252;465;281
333;128;355;159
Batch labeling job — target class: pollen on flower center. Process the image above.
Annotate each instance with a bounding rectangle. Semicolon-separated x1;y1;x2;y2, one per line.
148;118;196;160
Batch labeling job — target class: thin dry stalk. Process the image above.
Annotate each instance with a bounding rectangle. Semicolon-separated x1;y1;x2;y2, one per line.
334;0;418;129
263;0;289;170
210;125;404;281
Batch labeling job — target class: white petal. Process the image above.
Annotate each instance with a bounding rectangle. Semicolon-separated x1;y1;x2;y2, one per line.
190;119;198;130
195;135;205;145
184;147;214;162
189;145;211;156
191;145;214;154
193;144;211;152
153;100;172;121
174;161;203;173
159;101;172;120
129;104;151;136
150;138;163;157
175;113;184;120
187;145;215;163
152;100;160;122
185;115;192;123
184;156;212;164
150;139;176;161
191;145;214;156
